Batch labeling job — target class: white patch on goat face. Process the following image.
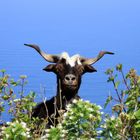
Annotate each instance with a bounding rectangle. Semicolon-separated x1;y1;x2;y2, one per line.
60;52;82;67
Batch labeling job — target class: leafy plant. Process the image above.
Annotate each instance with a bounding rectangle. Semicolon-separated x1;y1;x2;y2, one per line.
1;121;31;140
0;64;140;139
43;99;102;139
0;71;39;139
103;64;140;139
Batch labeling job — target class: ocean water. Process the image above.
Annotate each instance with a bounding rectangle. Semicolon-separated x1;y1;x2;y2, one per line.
0;0;140;121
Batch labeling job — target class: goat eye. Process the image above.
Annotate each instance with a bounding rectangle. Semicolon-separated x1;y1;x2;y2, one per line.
55;64;63;73
77;66;84;74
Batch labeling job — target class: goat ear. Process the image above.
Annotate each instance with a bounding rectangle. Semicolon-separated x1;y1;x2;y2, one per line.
43;64;56;72
84;65;97;73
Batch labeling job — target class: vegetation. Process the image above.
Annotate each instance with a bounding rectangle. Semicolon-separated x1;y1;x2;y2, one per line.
0;64;140;139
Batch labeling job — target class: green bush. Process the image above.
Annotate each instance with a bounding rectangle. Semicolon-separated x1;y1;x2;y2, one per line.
42;99;102;139
1;121;31;140
0;70;39;139
0;64;140;139
102;64;140;139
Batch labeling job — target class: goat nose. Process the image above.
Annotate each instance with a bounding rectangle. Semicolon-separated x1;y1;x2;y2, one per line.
65;74;76;82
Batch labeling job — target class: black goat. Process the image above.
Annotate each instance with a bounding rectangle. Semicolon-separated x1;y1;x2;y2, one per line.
25;44;114;126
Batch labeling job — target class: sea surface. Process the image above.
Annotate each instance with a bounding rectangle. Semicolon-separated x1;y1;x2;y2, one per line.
0;43;140;121
0;0;140;121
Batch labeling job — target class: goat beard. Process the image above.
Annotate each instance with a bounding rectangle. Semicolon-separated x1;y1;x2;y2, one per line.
61;85;79;101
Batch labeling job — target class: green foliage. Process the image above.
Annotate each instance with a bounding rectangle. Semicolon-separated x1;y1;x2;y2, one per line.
1;121;31;140
0;71;36;119
8;92;36;122
43;99;102;139
42;127;61;140
101;115;122;139
0;71;39;139
0;64;140;139
104;96;113;109
103;64;140;139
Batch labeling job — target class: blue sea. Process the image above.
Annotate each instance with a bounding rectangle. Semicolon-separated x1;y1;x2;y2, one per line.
0;0;140;121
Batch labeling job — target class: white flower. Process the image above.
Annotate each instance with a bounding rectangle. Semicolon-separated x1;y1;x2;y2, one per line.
72;99;78;103
102;124;107;128
21;122;26;128
57;124;62;129
69;111;74;115
26;128;30;132
27;134;31;138
97;130;102;134
21;132;26;136
1;126;6;130
88;108;93;111
44;134;50;138
15;120;19;123
110;115;115;120
26;131;30;135
13;99;20;102
90;138;96;140
6;122;11;125
63;113;67;118
97;105;103;110
45;129;50;133
79;99;83;102
50;125;55;129
89;114;93;118
5;134;10;139
66;104;72;110
41;134;50;139
80;113;84;117
12;128;16;133
11;122;16;127
104;118;107;122
101;111;104;115
66;104;71;108
61;134;65;138
69;116;72;119
62;129;67;134
85;100;90;103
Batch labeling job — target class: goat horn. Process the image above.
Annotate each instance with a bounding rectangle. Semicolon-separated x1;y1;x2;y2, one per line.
82;51;114;65
24;44;59;63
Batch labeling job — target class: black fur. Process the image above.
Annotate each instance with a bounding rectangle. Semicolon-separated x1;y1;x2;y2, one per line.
32;59;96;126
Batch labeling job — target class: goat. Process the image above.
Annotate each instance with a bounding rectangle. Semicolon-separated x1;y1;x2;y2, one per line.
25;44;114;126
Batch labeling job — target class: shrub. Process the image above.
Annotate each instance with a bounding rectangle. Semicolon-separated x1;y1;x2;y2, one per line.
0;70;39;139
0;64;140;139
42;99;102;139
102;64;140;139
1;121;31;140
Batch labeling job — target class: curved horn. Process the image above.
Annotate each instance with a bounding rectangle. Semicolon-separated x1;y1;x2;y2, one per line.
24;44;59;63
81;51;114;65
